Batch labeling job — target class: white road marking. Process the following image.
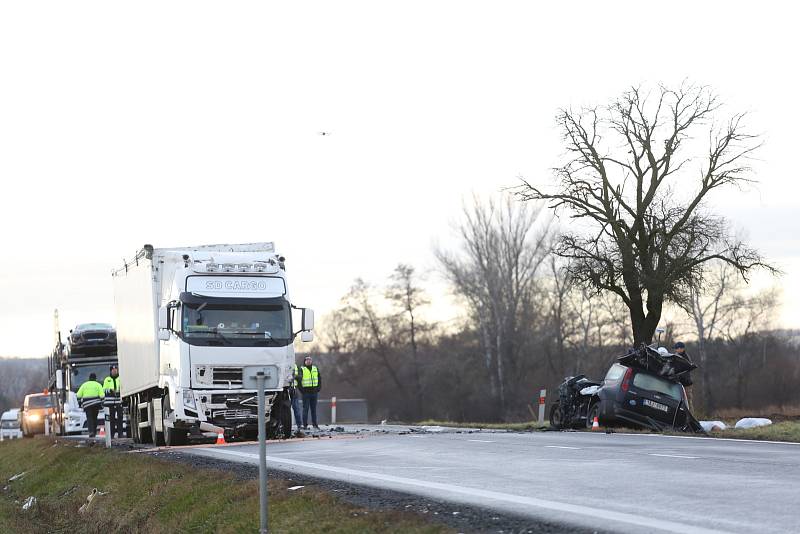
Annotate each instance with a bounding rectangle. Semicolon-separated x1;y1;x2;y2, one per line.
613;432;800;446
649;453;700;459
198;448;731;534
545;445;581;450
467;439;495;443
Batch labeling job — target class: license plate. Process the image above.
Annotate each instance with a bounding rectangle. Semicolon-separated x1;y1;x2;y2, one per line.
643;399;668;412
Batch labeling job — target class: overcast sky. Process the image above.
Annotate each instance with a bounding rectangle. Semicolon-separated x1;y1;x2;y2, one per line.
1;1;798;357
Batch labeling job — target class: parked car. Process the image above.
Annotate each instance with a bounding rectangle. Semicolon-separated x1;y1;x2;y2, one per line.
22;393;55;437
550;344;703;433
1;409;24;440
68;323;117;356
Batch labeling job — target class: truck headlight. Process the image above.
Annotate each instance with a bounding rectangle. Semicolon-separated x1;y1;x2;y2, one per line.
182;389;196;409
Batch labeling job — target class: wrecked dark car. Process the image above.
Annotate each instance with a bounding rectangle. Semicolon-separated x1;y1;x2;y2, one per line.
550;344;704;433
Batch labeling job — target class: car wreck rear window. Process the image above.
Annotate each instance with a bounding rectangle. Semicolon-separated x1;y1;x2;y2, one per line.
632;373;682;400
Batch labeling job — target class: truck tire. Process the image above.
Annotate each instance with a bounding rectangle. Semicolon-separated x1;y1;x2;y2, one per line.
162;394;187;447
130;399;140;444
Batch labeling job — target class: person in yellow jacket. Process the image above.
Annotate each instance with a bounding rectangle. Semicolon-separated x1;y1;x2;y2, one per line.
103;365;123;438
76;373;105;437
299;356;321;430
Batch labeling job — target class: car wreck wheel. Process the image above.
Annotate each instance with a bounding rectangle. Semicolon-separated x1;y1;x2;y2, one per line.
549;403;564;429
586;402;601;430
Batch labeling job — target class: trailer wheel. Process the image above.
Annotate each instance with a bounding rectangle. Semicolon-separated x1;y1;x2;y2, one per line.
130;398;140;444
549;403;564;430
137;395;152;444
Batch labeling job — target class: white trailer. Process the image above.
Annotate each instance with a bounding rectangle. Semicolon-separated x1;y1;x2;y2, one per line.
112;243;314;445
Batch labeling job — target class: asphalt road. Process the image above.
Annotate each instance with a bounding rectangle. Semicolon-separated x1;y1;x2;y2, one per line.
177;426;799;534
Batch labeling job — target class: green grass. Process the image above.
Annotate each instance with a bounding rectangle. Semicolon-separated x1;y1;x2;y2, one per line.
713;421;800;442
415;420;550;431
0;438;452;534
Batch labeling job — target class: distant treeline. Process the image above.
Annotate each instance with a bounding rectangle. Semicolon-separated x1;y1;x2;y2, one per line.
0;357;48;414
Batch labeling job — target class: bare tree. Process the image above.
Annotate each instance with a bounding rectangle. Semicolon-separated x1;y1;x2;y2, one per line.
516;83;772;344
680;262;738;412
387;264;430;419
436;195;553;416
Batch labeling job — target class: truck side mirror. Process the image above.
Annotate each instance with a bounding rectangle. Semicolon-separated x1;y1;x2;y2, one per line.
158;306;168;330
300;331;314;343
302;308;315;331
158;330;170;341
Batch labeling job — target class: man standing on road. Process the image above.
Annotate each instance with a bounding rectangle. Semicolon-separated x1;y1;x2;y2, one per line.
299;356;321;430
103;365;123;438
76;373;105;438
290;362;303;434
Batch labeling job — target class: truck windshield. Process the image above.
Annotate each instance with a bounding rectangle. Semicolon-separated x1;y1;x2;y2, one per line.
70;364;113;392
181;298;292;347
26;395;53;409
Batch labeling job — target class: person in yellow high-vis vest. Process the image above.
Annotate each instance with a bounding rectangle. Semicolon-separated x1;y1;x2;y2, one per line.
298;356;321;430
76;373;105;437
102;365;123;438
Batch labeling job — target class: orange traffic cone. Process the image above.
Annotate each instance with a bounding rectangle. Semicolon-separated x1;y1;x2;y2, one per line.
591;416;600;431
215;432;226;445
98;424;106;438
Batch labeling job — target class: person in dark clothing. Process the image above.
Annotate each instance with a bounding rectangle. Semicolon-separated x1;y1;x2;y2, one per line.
290;363;303;433
298;356;321;430
76;373;105;437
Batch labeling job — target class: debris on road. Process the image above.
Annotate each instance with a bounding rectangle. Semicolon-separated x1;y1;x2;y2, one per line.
288;485;305;491
78;488;99;514
21;496;37;511
8;472;26;482
700;421;727;432
735;418;773;429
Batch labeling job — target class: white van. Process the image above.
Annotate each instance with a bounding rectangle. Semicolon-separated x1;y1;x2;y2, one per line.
0;409;23;440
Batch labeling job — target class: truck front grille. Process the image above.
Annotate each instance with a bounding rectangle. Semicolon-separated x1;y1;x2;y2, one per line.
212;367;243;385
210;409;256;420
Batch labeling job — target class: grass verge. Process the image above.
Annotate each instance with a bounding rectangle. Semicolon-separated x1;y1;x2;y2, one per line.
0;438;452;534
712;421;800;442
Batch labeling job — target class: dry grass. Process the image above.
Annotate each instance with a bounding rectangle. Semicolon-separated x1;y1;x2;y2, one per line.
0;438;452;534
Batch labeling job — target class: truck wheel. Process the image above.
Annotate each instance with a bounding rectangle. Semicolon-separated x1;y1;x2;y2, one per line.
162;394;187;447
549;403;564;429
130;399;140;444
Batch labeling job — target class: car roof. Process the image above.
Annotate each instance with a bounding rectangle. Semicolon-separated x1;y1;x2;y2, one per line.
75;323;114;330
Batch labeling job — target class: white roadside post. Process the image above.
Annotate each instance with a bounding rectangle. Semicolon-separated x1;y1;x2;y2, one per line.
331;396;337;425
103;406;112;448
244;365;279;534
538;389;547;425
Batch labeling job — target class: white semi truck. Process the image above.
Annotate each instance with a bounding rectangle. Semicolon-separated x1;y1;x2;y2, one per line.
112;243;314;445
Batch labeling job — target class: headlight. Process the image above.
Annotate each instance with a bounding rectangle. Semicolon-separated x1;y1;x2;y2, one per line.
182;389;196;409
26;414;41;422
